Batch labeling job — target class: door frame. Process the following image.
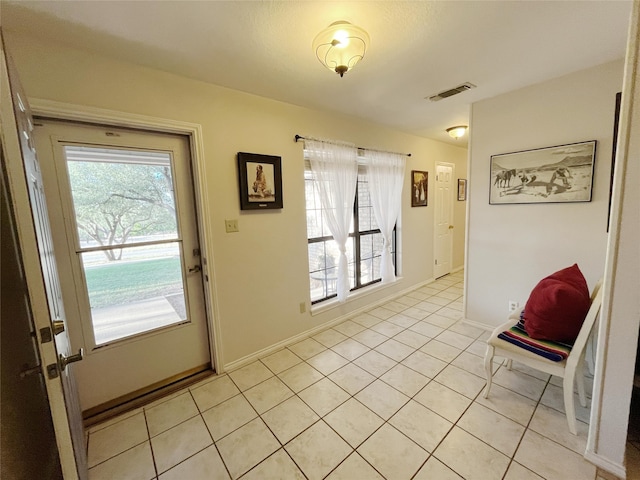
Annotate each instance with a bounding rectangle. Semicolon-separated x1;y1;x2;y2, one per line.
433;161;455;279
30;98;223;376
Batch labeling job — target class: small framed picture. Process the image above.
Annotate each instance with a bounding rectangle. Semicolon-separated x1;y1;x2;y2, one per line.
457;179;467;201
237;152;283;210
411;170;428;207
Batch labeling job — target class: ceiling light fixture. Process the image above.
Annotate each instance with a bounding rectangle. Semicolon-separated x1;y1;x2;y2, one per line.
313;21;370;77
446;125;468;139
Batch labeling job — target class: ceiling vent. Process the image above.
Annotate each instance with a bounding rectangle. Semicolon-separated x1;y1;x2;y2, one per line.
427;82;476;102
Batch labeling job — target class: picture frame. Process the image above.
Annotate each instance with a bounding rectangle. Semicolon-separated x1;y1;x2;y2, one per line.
489;140;597;205
411;170;428;207
237;152;283;210
457;179;467;201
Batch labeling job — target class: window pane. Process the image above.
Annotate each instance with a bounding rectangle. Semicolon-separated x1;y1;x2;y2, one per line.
82;242;186;345
357;173;379;232
308;238;355;302
360;232;384;285
305;163;395;304
306;207;324;239
372;232;384;258
65;146;178;248
360;258;374;284
360;233;373;259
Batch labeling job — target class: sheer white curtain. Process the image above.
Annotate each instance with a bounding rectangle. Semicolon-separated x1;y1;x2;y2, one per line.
306;140;358;302
366;150;406;283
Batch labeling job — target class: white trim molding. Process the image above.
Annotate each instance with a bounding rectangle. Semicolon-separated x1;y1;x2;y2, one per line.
225;275;440;372
584;451;626;480
29;98;225;375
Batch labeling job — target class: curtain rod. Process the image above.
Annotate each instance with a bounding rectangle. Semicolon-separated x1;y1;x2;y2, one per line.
294;134;411;157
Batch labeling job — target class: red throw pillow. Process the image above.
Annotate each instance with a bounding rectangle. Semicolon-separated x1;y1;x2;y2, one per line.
523;264;591;343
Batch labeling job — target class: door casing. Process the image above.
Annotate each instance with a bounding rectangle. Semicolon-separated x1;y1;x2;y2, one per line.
30;99;223;380
36;121;212;410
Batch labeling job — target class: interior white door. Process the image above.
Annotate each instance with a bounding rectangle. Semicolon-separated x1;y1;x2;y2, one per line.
34;120;211;412
434;162;454;278
2;45;87;478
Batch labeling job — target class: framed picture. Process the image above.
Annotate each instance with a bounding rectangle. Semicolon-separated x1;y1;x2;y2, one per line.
411;170;428;207
457;179;467;201
489;140;597;205
237;152;283;210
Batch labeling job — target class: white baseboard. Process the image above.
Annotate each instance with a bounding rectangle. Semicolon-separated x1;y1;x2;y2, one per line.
223;277;439;372
462;318;494;332
584;450;626;479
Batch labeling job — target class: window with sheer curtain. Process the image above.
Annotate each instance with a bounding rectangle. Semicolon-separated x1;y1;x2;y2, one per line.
304;144;401;304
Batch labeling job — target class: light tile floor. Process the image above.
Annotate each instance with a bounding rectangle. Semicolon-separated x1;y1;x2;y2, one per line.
86;271;608;479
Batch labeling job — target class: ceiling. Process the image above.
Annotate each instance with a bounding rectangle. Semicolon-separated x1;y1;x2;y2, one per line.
1;1;633;146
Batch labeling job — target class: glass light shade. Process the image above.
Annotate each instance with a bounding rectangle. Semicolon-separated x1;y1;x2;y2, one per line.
313;21;370;77
446;126;468;139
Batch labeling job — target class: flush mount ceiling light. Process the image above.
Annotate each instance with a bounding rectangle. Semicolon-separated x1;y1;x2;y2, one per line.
446;125;468;139
313;21;370;77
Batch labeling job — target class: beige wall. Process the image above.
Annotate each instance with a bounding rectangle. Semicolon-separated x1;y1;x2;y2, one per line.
4;32;467;367
466;60;624;327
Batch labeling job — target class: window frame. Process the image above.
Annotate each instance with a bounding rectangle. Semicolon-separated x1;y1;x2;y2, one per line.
305;161;396;305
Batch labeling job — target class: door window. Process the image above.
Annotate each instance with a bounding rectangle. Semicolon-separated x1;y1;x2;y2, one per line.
64;145;188;345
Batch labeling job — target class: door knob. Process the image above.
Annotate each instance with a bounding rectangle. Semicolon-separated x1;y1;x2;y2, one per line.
188;265;201;273
448;225;454;229
59;348;84;371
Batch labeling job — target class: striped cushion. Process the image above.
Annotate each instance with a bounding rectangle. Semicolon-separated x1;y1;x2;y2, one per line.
497;319;573;362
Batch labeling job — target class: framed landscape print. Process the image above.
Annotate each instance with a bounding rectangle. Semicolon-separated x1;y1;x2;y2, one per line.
489;140;597;205
237;152;283;210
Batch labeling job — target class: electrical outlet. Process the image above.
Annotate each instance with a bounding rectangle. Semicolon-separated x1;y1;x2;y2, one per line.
508;301;519;312
299;302;306;314
224;219;239;233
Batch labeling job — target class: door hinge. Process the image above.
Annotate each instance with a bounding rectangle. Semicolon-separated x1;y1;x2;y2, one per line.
435;259;438;265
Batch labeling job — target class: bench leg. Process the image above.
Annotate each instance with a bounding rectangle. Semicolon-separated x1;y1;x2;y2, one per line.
483;345;495;398
563;370;578;435
576;357;587;408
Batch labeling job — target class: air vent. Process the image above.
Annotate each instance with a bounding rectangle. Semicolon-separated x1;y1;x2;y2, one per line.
427;82;476;102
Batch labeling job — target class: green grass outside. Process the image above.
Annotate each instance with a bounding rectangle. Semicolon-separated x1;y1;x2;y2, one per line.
84;257;183;308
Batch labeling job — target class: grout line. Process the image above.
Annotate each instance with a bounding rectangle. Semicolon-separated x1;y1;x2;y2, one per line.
141;409;160;479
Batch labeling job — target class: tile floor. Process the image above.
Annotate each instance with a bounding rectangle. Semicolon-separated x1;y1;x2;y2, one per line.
85;271;608;479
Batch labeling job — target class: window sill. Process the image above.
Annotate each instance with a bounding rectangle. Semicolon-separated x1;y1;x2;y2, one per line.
310;277;404;316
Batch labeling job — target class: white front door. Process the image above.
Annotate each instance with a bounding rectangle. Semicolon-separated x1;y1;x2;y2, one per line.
2;47;87;477
434;162;454;278
34;119;211;412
